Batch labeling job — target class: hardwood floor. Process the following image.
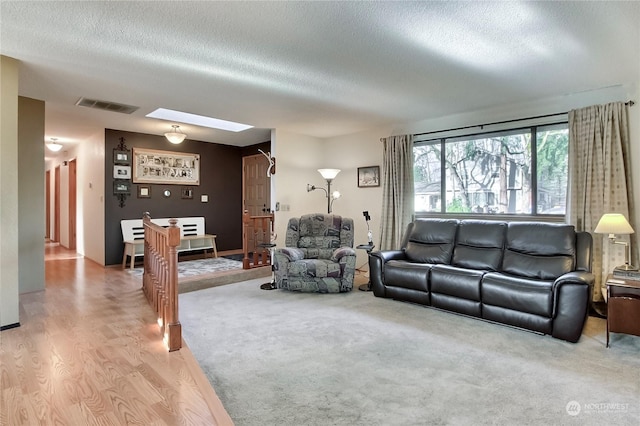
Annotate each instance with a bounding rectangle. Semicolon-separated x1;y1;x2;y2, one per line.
0;243;233;425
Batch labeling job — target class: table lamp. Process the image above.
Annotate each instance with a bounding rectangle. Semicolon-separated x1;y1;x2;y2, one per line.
594;213;637;271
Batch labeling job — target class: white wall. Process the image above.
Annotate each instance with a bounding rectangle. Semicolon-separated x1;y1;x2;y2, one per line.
0;55;20;328
272;129;326;243
45;129;105;265
323;125;394;266
78;130;105;264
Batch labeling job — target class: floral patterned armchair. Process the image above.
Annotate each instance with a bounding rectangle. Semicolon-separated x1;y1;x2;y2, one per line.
273;214;356;293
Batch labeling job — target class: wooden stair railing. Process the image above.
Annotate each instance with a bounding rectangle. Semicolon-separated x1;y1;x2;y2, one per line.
242;210;275;270
142;212;182;351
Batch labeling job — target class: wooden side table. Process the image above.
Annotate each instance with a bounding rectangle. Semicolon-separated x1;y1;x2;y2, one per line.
605;275;640;347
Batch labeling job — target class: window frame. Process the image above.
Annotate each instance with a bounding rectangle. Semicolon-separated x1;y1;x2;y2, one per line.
413;120;568;220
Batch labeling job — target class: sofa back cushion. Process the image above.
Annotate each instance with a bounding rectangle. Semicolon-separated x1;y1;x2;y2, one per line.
502;222;576;279
452;220;506;271
404;219;458;264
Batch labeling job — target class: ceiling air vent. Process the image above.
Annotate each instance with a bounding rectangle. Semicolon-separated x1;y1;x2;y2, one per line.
75;97;139;114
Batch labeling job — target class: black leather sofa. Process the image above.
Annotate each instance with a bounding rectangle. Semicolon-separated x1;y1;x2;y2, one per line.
369;219;594;343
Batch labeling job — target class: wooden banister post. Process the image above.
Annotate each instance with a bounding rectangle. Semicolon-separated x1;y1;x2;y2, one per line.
141;213;182;352
165;219;182;351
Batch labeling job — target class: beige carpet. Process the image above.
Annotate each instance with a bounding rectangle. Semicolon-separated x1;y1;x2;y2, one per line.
180;278;640;426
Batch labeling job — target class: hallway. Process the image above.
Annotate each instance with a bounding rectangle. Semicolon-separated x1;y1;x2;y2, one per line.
1;244;231;425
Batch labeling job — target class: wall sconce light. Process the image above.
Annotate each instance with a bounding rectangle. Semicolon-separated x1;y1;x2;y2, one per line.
307;168;341;214
47;137;63;152
164;125;186;144
594;213;637;271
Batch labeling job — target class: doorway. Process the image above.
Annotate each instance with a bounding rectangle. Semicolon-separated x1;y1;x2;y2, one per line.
243;154;271;254
68;159;77;250
54;165;60;243
45;170;50;240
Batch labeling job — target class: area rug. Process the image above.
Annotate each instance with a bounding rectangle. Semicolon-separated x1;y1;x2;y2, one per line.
126;257;243;278
180;279;640;426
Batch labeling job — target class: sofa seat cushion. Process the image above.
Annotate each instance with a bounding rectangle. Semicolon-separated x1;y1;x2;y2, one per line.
288;259;342;279
384;260;430;292
481;272;553;317
430;265;483;301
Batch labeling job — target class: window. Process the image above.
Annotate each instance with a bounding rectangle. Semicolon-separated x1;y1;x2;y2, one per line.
414;123;568;216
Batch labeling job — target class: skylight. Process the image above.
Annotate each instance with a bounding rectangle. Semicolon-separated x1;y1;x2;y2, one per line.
146;108;254;132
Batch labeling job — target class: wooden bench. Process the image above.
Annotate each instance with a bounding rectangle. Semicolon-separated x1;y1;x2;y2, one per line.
121;216;217;269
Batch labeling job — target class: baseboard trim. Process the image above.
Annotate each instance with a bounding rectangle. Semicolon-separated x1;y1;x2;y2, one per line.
0;322;20;331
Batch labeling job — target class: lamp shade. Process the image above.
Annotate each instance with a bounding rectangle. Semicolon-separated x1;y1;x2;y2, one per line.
164;125;186;144
594;213;635;235
318;169;340;180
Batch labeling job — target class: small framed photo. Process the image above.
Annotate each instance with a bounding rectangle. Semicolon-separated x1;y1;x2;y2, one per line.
358;166;380;188
181;187;194;199
113;150;131;165
113;165;131;180
137;185;151;198
113;180;131;194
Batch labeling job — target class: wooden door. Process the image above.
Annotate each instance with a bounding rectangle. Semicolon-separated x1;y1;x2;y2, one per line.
45;170;51;240
243;154;270;215
54;166;60;243
243;154;271;253
68;159;77;250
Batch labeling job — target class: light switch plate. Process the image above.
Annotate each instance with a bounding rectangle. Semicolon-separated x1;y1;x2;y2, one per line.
201;195;208;202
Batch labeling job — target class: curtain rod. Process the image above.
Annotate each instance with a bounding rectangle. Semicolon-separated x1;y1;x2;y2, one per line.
413;100;635;139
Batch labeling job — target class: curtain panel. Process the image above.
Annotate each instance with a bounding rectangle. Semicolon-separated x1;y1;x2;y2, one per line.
379;134;414;250
567;101;635;301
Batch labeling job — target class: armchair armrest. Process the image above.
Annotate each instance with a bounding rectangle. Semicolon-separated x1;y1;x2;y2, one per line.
275;247;305;262
331;247;356;261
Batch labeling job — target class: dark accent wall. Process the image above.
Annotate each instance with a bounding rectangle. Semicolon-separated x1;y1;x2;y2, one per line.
104;129;269;265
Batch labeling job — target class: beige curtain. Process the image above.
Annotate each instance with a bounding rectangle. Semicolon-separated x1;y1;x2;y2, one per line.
567;102;635;301
379;134;414;250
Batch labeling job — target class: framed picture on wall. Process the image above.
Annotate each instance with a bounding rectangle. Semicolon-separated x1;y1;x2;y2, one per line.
113;180;131;194
132;147;200;185
358;166;380;187
137;185;151;198
113;165;131;180
181;187;194;199
113;150;131;165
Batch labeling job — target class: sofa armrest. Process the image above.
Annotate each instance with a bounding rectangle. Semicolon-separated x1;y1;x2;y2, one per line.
552;271;595;291
371;250;407;263
369;250;407;297
550;271;594;343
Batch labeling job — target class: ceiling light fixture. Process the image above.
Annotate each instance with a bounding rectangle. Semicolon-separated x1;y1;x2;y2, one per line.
46;138;63;152
164;125;186;144
147;108;253;132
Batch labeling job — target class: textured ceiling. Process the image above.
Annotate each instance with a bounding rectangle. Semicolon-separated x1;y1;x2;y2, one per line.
1;1;639;148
